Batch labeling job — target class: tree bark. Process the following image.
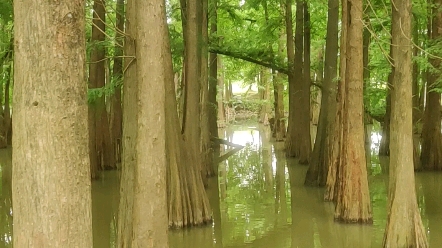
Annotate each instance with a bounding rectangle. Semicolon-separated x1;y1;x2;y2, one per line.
420;0;442;170
286;0;304;156
383;0;429;245
333;0;373;223
13;0;93;246
131;1;169;245
305;0;338;187
116;0;137;245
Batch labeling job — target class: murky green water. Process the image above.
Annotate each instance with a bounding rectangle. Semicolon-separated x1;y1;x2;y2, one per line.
1;124;442;247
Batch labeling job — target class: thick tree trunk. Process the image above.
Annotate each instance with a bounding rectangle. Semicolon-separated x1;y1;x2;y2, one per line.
333;0;372;223
131;1;169;245
421;0;442;170
383;0;429;245
12;0;93;246
325;0;346;202
116;0;137;245
305;0;338;187
286;0;304;155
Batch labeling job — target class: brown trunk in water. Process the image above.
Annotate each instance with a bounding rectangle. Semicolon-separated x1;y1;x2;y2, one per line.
272;9;287;141
12;0;93;246
110;0;124;164
382;0;429;245
286;0;303;156
116;0;137;244
200;0;214;177
165;5;212;227
131;1;169;245
117;1;170;246
181;0;204;182
412;16;422;170
333;0;373;223
300;2;312;163
324;0;345;201
421;0;442;170
305;0;338;187
208;0;218;138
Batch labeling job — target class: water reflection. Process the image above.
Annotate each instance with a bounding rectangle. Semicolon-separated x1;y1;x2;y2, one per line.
1;124;442;247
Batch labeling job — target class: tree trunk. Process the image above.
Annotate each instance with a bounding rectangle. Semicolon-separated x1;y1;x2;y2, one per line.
305;0;338;187
181;0;204;181
110;0;124;164
286;0;304;155
200;0;214;177
412;15;422;170
165;0;213;228
379;43;393;156
217;57;226;127
300;2;312;163
273;15;287;141
13;0;92;246
324;0;345;201
259;67;272;125
333;0;372;223
383;0;429;245
131;1;169;245
420;0;442;170
116;0;137;245
208;0;218;138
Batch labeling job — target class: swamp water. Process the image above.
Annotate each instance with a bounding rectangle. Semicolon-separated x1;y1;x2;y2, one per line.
1;124;442;247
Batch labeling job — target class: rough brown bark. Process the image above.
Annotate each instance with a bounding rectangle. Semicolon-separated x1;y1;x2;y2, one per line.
181;0;204;181
421;0;442;170
165;0;213;228
12;0;93;246
116;0;137;245
333;0;373;223
130;0;169;245
285;0;312;164
325;0;346;202
305;0;338;187
286;0;304;156
383;0;429;246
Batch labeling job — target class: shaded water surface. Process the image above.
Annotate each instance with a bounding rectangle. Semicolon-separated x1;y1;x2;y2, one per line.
1;124;442;247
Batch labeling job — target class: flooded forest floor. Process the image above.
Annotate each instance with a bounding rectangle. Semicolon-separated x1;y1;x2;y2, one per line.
1;123;442;247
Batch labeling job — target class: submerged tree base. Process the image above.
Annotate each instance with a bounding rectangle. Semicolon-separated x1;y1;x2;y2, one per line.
334;216;373;224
